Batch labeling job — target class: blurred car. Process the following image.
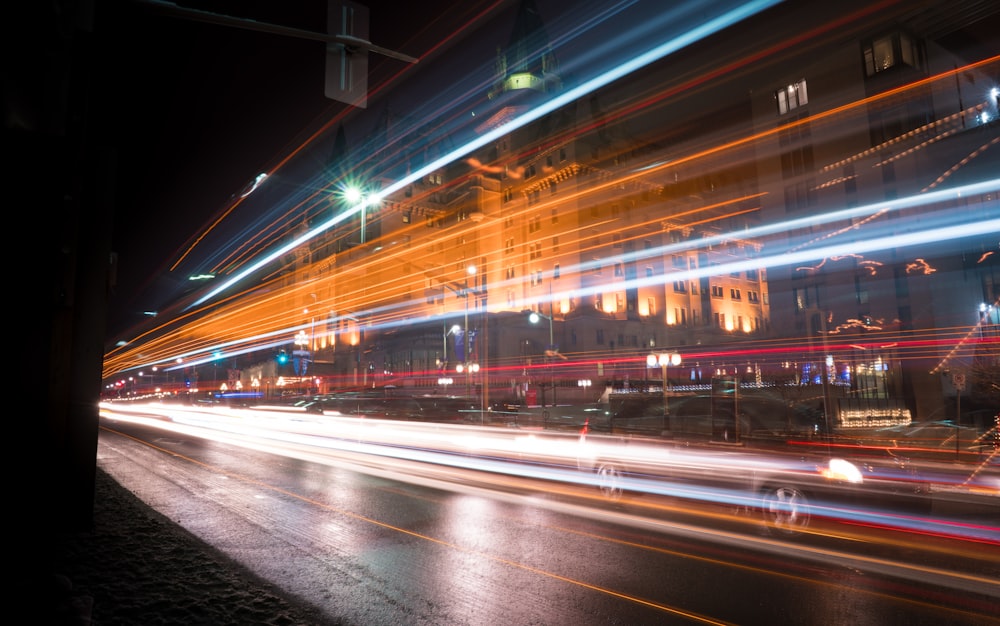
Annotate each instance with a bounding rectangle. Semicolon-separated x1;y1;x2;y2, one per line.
572;428;933;534
292;392;478;422
605;392;826;441
282;391;942;536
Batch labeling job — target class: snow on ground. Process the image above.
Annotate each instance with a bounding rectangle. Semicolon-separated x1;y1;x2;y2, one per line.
41;469;329;625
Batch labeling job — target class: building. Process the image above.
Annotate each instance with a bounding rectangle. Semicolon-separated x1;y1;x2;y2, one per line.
108;0;998;429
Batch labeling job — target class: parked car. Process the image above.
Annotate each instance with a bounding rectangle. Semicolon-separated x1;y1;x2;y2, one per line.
606;392;826;441
291;392;477;422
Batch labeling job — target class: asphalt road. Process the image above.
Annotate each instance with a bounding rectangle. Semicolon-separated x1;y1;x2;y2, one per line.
94;410;1000;625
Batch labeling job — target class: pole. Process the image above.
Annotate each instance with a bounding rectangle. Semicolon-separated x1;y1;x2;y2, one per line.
548;306;555;407
956;389;961;457
482;296;488;423
464;288;470;397
662;363;668;432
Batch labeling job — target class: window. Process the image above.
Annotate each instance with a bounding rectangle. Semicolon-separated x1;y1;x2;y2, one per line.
863;33;923;77
784;180;817;212
730;288;742;300
711;285;724;298
776;79;808;114
794;287;808;311
781;146;814;179
646;297;656;316
673;280;687;293
645;266;654;278
553;263;560;279
552;236;559;253
778;115;811;146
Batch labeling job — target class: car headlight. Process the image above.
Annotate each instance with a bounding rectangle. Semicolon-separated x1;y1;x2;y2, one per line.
821;458;864;484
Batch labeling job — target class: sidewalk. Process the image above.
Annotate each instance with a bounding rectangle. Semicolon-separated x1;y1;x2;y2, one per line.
41;468;326;625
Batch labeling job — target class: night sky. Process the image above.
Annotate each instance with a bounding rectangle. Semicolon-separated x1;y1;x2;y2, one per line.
101;0;516;343
98;0;1000;346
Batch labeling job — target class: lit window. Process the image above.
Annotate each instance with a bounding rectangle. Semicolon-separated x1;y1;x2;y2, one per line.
863;33;923;77
776;79;808;114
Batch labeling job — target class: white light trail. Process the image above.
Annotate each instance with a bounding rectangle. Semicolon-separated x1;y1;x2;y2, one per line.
100;401;999;547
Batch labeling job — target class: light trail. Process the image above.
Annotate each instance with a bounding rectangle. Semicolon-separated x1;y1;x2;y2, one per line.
188;0;784;308
100;401;1000;549
109;179;996;376
102;21;1000;382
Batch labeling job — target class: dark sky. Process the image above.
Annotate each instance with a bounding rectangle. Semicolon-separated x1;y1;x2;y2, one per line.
102;0;520;343
100;0;999;346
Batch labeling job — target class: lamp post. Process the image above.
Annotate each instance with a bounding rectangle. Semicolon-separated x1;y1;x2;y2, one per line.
529;310;555;407
463;265;476;397
441;266;480;399
293;330;311;388
647;351;681;432
344;313;364;388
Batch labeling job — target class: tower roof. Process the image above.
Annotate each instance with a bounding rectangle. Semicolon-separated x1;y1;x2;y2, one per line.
489;0;561;99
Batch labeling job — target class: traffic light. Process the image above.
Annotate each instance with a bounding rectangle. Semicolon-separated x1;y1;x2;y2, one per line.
276;350;288;365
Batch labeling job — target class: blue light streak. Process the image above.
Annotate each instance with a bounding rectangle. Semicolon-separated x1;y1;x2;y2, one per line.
190;0;783;308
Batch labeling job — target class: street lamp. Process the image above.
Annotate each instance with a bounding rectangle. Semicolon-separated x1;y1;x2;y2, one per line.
529;310;556;407
647;351;682;431
450;265;478;398
293;329;312;385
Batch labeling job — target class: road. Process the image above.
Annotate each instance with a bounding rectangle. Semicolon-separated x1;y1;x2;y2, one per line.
97;403;999;625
